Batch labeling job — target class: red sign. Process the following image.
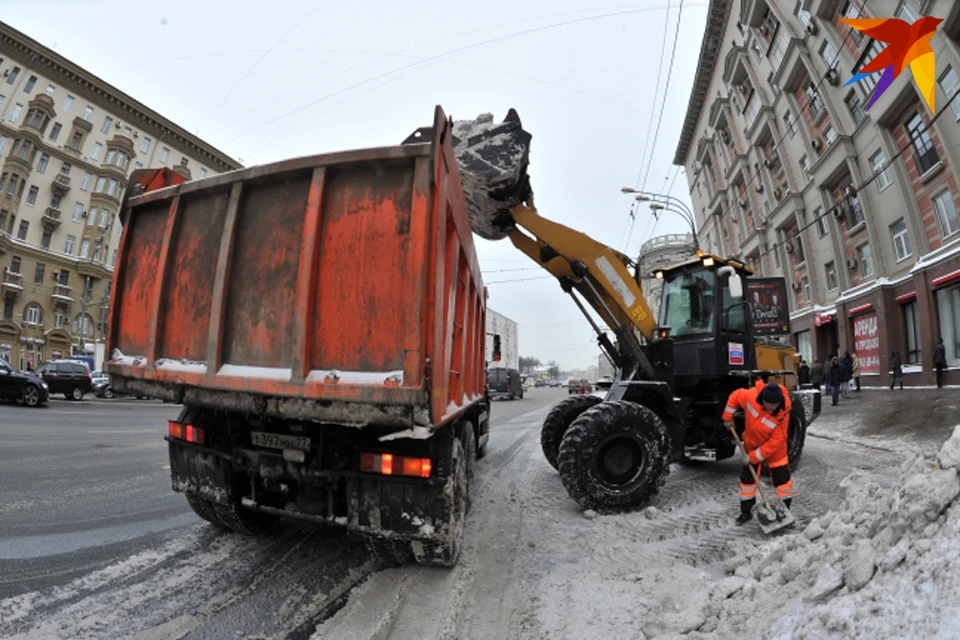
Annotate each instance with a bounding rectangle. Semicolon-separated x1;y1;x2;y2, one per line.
853;312;880;374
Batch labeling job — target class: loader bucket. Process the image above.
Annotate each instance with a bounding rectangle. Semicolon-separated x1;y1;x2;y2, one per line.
451;109;533;240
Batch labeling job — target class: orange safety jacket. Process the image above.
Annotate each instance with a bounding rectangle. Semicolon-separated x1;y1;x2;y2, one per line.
721;379;791;467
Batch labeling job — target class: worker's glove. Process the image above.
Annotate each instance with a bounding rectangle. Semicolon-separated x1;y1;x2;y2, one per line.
742;450;752;466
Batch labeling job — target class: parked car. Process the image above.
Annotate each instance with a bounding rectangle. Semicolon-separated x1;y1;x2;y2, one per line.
0;358;49;407
91;371;148;400
37;359;93;400
487;367;524;400
567;378;593;395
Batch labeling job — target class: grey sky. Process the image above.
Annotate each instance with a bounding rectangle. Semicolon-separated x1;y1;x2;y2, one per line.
6;0;706;371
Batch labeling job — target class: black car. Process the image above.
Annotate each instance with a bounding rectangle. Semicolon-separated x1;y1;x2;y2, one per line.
0;359;49;406
37;359;93;400
487;367;524;400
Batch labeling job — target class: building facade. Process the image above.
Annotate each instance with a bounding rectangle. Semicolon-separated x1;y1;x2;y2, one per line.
485;309;519;371
638;232;697;318
675;0;960;386
0;21;240;369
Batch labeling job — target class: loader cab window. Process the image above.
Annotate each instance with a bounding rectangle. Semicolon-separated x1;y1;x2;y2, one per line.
660;268;716;337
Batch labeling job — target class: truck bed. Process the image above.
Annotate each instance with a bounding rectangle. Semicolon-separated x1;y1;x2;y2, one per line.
107;107;486;429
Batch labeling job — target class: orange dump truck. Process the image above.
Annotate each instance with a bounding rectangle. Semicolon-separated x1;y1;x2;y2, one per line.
106;107;489;566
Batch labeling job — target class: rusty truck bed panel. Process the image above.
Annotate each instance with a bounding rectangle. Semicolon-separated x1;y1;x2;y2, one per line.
107;107;486;428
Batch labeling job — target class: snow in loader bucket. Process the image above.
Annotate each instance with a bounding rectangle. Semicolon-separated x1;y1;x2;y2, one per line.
452;109;533;241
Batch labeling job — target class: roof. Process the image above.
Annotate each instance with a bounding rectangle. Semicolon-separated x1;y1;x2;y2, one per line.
672;0;734;166
0;21;242;172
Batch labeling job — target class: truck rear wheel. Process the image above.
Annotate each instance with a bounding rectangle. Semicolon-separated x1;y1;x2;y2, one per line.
557;400;670;512
540;395;603;471
213;496;279;536
185;492;225;527
412;435;467;567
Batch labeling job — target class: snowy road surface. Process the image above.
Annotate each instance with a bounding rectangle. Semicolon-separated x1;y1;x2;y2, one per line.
0;389;950;639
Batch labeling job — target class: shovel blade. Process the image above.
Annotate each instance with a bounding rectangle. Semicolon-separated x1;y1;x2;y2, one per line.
752;499;795;535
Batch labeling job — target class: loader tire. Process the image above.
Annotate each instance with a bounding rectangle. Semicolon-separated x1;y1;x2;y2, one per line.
557;400;671;512
787;410;806;471
185;492;225;527
412;434;467;568
540;395;603;471
213;497;279;536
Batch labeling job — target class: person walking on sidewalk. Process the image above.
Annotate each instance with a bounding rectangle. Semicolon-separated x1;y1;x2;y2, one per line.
852;352;862;392
811;359;823;391
840;351;853;399
798;359;810;386
891;350;904;390
935;338;947;388
722;380;794;526
830;356;841;405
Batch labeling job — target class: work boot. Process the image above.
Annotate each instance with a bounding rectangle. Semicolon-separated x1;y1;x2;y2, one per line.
736;511;753;526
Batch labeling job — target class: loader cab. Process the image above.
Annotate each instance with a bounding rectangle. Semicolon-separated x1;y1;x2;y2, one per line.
655;253;755;389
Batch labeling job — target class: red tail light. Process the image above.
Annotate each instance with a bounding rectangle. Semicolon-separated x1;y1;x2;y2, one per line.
360;452;431;478
169;420;205;445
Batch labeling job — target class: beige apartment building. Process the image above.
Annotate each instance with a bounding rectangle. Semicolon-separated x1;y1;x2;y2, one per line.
0;21;240;370
675;0;960;386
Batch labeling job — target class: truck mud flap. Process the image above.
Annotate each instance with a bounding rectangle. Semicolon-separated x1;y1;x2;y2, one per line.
345;476;450;542
169;441;233;504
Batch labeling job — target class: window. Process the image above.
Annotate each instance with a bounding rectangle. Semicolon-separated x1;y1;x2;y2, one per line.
906;112;938;174
54;306;67;329
100;117;113;133
23;302;42;326
160;147;170;163
11;103;22;122
825;261;838;290
10;256;20;273
814;207;828;237
896;1;921;23
938;67;960;120
0;210;6;233
49;122;61;142
824;126;838;146
16;220;28;240
820;40;840;68
904;300;920;364
72;202;84;222
50;193;61;209
25;186;38;206
858;243;875;278
91;143;103;161
99;209;109;228
0;136;6;155
92;243;101;262
94;177;106;193
199;168;207;179
794;232;806;263
23;75;36;93
933;189;960;238
69;131;82;150
62;95;74;111
64;234;76;255
6;66;20;84
845;92;866;126
45;84;55;96
846;189;865;226
783;110;797;137
180;157;189;168
800;155;813;183
3;297;12;321
106;178;118;196
41;228;51;249
82;105;93;121
60;162;71;176
751;39;764;60
88;207;98;227
139;136;151;153
890;218;912;261
80;172;92;191
4;173;16;196
79;239;90;258
839;1;865;42
802;277;811;305
936;285;960;366
36;153;49;173
806;83;825;119
105;150;116;165
123;126;132;139
112;249;117;266
869;150;892;190
33;263;44;285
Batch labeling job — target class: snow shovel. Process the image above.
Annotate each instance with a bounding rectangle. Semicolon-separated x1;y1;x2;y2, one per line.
725;423;795;534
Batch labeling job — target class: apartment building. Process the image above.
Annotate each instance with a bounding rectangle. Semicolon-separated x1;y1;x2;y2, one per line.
674;0;960;386
0;21;240;370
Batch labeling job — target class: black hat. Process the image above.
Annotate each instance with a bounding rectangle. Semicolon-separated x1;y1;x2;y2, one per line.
761;382;783;405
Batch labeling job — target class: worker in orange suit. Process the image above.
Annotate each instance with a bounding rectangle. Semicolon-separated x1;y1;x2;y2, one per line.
721;380;794;526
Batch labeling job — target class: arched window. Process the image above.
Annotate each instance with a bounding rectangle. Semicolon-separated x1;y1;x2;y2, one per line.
73;313;95;337
23;302;43;326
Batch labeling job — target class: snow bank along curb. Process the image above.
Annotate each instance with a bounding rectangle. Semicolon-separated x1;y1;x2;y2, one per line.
684;424;960;638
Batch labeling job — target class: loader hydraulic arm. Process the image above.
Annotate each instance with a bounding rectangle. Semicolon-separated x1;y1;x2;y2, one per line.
502;199;659;379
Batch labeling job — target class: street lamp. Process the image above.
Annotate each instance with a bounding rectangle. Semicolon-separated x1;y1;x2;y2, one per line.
649;203;699;249
620;187;693;219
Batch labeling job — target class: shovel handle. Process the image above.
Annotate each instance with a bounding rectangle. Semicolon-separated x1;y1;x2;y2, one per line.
725;421;773;510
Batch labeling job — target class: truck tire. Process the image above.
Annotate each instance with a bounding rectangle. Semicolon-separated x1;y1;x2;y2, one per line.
540;395;603;471
461;422;476;512
557;400;670;512
412;435;467;567
185;492;225;527
366;536;414;568
213;497;279;536
787;410;806;470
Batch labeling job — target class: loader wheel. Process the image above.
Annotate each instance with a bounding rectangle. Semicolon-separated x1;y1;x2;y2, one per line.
213;496;279;536
412;434;467;567
540;395;603;471
787;410;806;471
185;492;225;527
557;400;671;512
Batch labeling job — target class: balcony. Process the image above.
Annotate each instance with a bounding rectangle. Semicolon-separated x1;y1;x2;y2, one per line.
2;270;22;294
42;207;62;228
51;284;74;304
51;174;71;194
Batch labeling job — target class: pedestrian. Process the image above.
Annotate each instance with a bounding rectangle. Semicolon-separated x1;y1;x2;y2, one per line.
852;352;861;392
798;359;810;386
830;356;841;405
810;359;823;391
840;351;853;399
890;349;904;390
823;358;833;397
722;380;794;526
935;338;947;389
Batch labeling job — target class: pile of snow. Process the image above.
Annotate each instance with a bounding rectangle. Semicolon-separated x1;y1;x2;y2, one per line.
690;425;960;639
452;110;532;241
109;349;146;366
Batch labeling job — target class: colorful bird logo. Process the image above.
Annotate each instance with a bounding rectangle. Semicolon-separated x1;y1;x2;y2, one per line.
839;15;944;112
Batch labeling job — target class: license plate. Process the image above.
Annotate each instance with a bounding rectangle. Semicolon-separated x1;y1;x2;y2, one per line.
250;432;310;450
